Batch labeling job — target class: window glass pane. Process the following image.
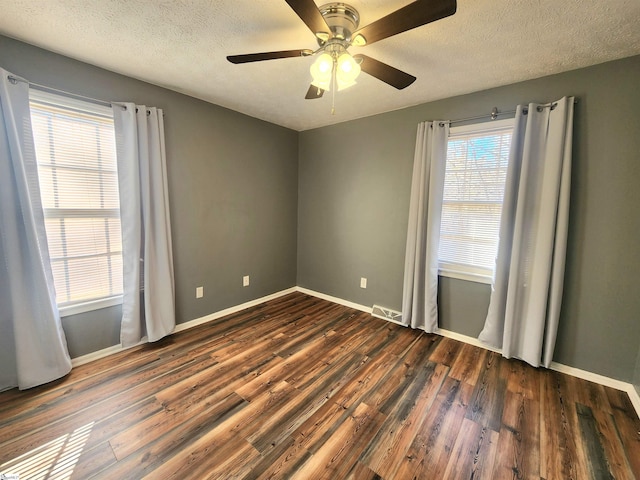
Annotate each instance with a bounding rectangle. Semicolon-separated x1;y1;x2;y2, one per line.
108;218;123;252
439;120;513;280
65;256;119;304
30;89;122;308
110;253;124;295
37;172;120;209
43;219;64;258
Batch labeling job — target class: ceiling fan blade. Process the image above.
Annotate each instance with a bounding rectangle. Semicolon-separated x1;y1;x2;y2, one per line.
355;55;416;89
227;49;313;64
305;84;325;99
285;0;331;37
352;0;456;46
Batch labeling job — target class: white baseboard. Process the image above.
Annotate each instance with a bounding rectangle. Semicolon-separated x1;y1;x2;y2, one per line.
435;328;502;354
439;330;640;416
441;330;640;416
71;286;297;367
626;384;640;416
548;361;634;392
174;287;297;333
436;327;638;393
71;339;145;368
295;287;372;313
72;286;364;367
297;289;640;419
71;285;640;420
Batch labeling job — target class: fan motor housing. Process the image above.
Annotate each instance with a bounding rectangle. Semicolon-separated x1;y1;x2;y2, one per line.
318;3;360;43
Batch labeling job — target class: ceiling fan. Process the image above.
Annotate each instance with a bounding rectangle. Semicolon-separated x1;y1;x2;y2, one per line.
227;0;457;101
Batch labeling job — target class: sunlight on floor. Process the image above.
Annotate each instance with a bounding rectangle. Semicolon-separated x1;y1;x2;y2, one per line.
0;422;94;480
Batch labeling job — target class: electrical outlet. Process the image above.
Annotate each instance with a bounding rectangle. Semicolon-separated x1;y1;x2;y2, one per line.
360;277;367;289
196;286;204;298
243;275;250;287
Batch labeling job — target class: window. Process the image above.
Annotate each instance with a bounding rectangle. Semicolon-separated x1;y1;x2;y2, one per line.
438;119;514;283
29;90;122;315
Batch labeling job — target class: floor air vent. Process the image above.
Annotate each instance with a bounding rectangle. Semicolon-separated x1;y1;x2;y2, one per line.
371;305;403;325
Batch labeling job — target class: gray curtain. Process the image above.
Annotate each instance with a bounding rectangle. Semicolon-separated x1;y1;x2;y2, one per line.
401;121;449;332
112;103;175;347
479;96;574;368
0;68;71;390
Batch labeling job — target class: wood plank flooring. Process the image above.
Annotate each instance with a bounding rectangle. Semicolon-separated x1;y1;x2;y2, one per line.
1;292;639;479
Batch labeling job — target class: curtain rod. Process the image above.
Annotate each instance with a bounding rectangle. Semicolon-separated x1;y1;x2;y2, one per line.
8;74;112;108
449;107;515;125
447;98;579;126
6;74;162;116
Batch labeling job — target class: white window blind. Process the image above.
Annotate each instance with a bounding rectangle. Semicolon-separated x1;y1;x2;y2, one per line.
29;89;122;312
438;119;514;282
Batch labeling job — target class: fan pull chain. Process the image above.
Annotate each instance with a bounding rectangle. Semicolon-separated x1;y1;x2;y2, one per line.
331;61;337;115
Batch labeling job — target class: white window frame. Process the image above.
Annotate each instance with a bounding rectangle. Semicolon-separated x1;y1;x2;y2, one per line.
438;118;514;284
29;89;123;317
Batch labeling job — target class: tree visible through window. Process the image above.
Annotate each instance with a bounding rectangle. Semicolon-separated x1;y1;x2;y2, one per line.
29;90;122;311
438;119;514;282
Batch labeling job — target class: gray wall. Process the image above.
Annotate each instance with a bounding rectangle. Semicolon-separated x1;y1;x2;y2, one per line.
0;35;299;358
2;34;639;384
298;55;640;382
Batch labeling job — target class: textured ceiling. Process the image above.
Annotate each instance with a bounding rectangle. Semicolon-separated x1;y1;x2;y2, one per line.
1;0;639;131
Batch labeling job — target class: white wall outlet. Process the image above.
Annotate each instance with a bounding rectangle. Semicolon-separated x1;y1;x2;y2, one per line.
243;275;250;287
360;277;367;289
196;286;204;298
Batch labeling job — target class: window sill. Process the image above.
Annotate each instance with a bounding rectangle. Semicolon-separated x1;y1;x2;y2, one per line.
438;269;494;285
59;295;123;317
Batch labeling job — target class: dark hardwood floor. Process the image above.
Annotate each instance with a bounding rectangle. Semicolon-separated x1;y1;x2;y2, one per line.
1;292;639;479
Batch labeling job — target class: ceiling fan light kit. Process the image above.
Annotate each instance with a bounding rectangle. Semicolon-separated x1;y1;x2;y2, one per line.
310;44;361;92
227;0;457;110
